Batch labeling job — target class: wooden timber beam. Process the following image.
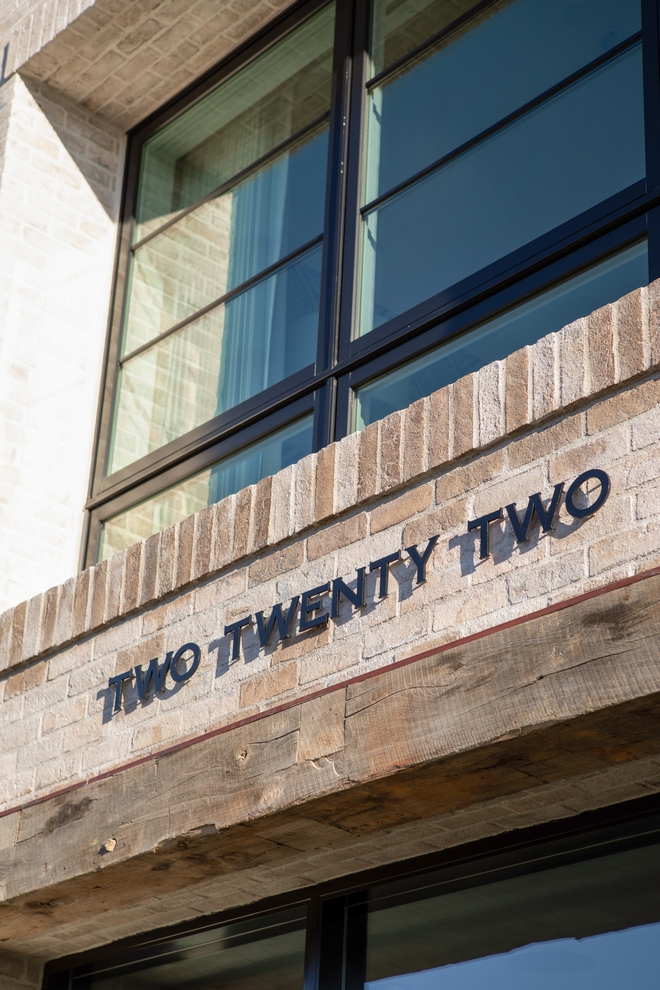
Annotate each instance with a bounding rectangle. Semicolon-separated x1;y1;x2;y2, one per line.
3;570;660;956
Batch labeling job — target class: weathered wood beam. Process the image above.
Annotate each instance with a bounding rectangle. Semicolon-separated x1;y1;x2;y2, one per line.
3;572;660;956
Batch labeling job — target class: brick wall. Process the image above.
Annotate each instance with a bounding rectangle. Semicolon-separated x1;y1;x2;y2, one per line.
1;284;660;811
0;952;41;990
0;73;123;613
0;0;301;129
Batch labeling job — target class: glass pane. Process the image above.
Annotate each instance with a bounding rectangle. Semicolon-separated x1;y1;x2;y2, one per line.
135;4;335;241
365;843;660;990
366;0;642;202
73;906;306;989
124;126;328;355
99;415;313;560
354;240;647;429
109;245;321;474
358;44;644;335
370;0;480;77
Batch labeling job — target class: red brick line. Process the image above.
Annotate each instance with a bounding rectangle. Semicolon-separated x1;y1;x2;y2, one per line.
3;562;660;821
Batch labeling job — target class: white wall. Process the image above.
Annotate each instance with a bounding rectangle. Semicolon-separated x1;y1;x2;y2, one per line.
0;74;123;611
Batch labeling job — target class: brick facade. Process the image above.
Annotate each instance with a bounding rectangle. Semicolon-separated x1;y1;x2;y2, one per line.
1;0;660;986
1;284;659;809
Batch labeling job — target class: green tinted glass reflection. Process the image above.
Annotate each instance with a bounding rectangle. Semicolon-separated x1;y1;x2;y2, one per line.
370;0;482;77
109;245;321;474
124;126;328;355
135;4;334;241
354;240;647;430
99;416;313;560
73;906;307;989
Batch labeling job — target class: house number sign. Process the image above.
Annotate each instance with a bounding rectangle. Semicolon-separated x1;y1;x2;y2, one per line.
109;467;609;713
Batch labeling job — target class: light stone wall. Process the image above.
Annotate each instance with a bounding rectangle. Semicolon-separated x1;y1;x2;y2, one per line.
1;344;659;812
0;73;123;613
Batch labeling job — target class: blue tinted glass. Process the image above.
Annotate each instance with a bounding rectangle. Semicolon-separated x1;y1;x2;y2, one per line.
367;0;642;200
109;245;321;474
227;127;328;291
368;925;660;990
124;127;328;356
354;240;647;429
218;243;322;414
99;416;313;560
366;843;660;990
209;416;313;503
359;46;645;334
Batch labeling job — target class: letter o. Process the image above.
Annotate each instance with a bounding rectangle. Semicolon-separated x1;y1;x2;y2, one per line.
565;469;610;519
169;642;201;683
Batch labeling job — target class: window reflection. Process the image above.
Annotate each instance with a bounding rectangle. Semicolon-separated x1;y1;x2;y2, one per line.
107;5;334;477
354;239;647;429
99;415;313;560
72;906;307;990
365;843;660;990
358;0;644;335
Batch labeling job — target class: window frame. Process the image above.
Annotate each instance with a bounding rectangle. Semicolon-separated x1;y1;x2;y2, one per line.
85;0;660;567
41;792;660;990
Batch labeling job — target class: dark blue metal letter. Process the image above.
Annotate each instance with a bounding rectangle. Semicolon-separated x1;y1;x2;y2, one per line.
169;642;201;683
468;509;503;559
300;584;330;631
565;469;610;519
224;617;252;661
255;598;299;646
405;535;439;584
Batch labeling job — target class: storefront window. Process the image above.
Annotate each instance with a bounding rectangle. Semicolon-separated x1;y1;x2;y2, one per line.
364;841;660;990
68;906;307;989
46;813;660;990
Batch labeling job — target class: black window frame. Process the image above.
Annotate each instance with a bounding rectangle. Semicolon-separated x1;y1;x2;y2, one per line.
42;791;660;989
84;0;660;567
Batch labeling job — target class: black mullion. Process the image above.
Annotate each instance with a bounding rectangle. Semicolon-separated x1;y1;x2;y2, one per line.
318;897;347;990
131;113;331;253
344;895;368;990
303;895;323;990
642;0;660;279
119;234;324;366
313;0;355;451
334;0;371;379
90;131;141;493
361;33;642;218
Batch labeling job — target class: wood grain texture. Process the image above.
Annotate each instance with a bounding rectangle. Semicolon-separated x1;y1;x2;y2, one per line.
3;574;660;957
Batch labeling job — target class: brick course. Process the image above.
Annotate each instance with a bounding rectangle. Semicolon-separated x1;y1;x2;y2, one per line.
1;299;660;811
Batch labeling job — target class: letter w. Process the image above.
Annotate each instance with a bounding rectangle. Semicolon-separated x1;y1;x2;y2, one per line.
134;653;171;700
506;483;564;543
255;598;299;647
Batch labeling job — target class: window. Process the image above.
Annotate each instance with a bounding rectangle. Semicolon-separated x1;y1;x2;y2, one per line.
58;905;308;989
87;0;658;563
43;801;660;990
